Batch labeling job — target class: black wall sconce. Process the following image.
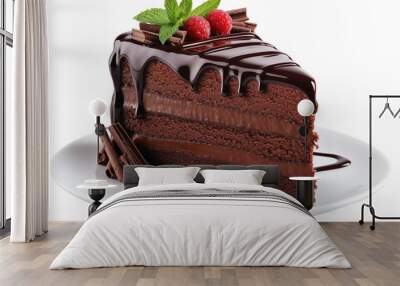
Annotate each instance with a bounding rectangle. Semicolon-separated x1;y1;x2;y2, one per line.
297;99;315;161
89;99;107;162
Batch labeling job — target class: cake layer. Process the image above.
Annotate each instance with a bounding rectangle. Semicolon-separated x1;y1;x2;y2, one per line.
133;135;313;176
121;59;308;126
125;113;314;163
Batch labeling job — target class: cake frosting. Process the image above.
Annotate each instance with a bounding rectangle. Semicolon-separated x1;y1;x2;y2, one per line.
110;32;316;119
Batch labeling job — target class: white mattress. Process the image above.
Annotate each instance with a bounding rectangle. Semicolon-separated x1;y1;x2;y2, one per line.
50;183;350;269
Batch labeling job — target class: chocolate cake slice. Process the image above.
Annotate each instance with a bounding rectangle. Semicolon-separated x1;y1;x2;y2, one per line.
108;31;317;197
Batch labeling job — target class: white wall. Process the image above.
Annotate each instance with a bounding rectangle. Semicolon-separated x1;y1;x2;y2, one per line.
48;0;400;221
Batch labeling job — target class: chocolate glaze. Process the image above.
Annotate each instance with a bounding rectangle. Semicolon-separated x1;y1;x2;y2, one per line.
109;32;316;121
314;152;351;172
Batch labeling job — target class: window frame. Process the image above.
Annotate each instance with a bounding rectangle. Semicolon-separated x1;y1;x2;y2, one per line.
0;0;14;232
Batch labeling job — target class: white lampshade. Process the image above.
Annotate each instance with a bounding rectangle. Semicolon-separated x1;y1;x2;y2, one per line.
297;99;315;117
89;98;107;117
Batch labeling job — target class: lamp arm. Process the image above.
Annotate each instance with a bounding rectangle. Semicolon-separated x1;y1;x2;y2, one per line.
95;121;107;136
304;117;308;162
94;117;107;162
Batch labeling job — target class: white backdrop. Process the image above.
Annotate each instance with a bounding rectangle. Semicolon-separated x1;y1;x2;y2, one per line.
48;0;400;221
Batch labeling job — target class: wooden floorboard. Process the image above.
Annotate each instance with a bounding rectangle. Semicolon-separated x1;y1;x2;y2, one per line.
0;222;399;286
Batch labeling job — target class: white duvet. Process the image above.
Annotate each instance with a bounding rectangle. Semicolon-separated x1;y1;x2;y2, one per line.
50;183;350;269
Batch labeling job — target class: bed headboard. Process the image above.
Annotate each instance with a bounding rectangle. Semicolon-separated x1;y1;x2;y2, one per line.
123;165;280;190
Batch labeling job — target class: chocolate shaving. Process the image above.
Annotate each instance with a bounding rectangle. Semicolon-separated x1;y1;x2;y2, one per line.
227;8;249;22
105;162;117;179
232;21;257;32
97;123;148;182
244;22;257;32
119;154;129;165
133;27;186;46
139;23;187;43
231;25;252;33
97;146;108;165
232;21;246;27
108;122;147;165
99;126;123;181
132;29;159;45
139;23;161;34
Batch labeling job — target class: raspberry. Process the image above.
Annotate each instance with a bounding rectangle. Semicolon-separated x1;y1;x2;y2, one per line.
207;10;233;36
183;16;211;41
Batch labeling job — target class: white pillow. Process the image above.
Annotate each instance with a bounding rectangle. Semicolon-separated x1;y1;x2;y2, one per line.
135;167;200;186
200;169;266;185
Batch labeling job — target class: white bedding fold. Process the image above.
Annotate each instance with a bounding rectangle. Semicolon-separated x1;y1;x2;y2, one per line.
50;183;350;269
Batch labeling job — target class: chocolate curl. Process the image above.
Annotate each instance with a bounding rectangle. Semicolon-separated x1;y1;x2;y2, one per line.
108;123;147;165
231;25;252;33
139;22;161;33
231;20;257;33
232;21;257;32
105;162;117;179
244;22;257;32
99;126;123;181
132;27;186;46
97;146;108;166
227;8;249;22
119;154;129;165
232;21;246;27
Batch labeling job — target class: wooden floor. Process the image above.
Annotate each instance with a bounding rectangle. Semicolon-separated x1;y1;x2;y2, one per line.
0;222;399;286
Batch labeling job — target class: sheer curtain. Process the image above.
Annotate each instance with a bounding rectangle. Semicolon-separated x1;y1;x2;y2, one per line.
9;0;49;242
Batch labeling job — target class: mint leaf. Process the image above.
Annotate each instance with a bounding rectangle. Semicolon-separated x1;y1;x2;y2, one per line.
159;23;180;44
179;0;192;19
190;0;220;17
133;8;170;25
165;0;178;22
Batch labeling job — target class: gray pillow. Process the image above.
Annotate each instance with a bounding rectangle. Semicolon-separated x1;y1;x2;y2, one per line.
135;167;201;186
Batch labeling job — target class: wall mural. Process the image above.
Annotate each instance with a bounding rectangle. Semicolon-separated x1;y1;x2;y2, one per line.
51;6;390;216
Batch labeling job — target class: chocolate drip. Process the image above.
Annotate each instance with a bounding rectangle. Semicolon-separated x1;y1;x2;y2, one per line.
109;32;316;121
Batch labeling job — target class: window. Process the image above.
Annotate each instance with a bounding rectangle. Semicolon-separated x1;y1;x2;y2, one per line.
0;0;14;234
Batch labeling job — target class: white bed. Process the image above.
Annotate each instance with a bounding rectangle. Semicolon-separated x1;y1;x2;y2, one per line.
50;183;350;269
